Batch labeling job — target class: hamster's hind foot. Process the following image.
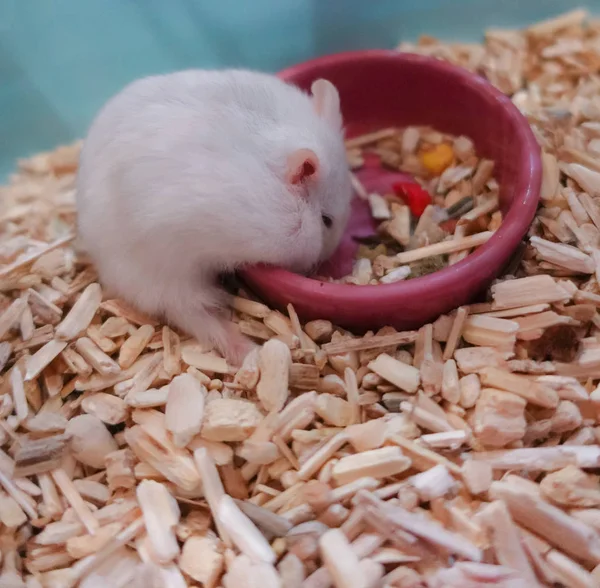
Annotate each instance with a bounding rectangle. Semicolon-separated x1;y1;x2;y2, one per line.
166;300;254;367
211;322;256;367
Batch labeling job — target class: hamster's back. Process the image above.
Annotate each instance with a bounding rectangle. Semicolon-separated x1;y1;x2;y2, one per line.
78;69;317;174
75;69;325;279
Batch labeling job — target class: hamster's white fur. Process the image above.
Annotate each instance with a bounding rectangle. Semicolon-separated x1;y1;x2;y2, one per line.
76;69;352;364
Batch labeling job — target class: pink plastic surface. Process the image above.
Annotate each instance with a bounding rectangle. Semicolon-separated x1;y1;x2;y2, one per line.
240;50;542;332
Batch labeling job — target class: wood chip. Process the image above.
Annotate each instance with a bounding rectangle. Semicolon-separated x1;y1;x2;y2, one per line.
51;468;99;535
319;528;366;588
201;398;263;442
473;388;526;447
61;346;92;376
55;283;103;341
479;366;559;408
491;275;571;309
75;337;121;376
368;353;420;393
490;480;600;566
231;296;271;319
465;446;600;471
24;340;67;381
256;339;291;412
66;414;119;469
479;500;539;585
461;460;492;495
397;232;494;264
23;411;67;434
357;490;482;561
217;494;275;563
322;331;417;355
179;534;224;587
0;488;27;528
81;393;128;425
462;315;518;350
136;479;180;564
73;479;110;505
118;325;154;369
181;347;230;374
0;296;28;340
165;373;206;447
10;364;29;422
332;446;412;485
13;434;69;477
289;362;319;391
193;447;231;546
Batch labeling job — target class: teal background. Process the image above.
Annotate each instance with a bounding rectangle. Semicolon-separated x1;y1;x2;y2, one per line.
1;1;598;179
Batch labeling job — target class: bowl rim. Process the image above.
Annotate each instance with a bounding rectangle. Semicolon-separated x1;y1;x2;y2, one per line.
240;49;542;305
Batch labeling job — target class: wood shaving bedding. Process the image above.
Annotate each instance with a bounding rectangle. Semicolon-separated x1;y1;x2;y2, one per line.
3;9;600;588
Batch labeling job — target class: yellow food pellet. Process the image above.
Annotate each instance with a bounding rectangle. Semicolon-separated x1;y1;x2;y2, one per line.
420;143;454;175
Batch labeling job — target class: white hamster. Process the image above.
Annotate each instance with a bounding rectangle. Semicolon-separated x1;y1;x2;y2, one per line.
76;69;352;364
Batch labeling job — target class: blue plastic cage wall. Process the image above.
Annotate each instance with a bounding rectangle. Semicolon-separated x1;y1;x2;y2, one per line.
1;0;598;179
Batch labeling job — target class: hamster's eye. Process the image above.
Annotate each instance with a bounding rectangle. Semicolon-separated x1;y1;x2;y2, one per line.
322;215;333;229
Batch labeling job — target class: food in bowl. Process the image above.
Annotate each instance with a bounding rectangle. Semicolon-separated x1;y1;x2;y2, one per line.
318;125;501;285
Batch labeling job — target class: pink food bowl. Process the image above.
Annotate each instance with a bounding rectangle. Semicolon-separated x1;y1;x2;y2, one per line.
240;50;542;332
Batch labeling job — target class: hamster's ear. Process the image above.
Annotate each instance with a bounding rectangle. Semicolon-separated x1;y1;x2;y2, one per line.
286;148;320;186
311;79;342;129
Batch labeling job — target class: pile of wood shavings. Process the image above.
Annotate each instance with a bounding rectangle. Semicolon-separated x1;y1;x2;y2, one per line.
331;127;500;285
5;9;600;588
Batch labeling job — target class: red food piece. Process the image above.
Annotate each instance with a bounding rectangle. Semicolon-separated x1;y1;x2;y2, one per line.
392;181;432;217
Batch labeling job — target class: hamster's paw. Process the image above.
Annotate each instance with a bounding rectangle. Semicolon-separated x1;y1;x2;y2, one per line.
214;324;256;368
163;292;256;368
191;309;256;367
